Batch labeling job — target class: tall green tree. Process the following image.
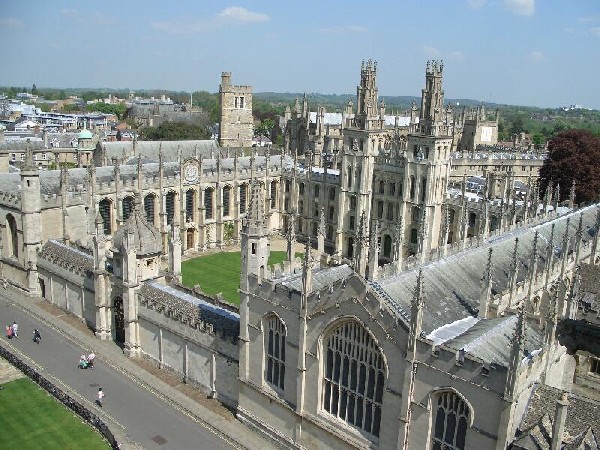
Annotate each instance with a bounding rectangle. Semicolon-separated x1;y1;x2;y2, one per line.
539;129;600;205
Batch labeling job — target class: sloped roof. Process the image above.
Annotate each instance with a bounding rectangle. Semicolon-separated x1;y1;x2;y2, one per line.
100;140;220;163
513;384;600;450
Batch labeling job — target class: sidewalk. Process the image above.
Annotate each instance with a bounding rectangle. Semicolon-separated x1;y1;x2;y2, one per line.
2;286;276;450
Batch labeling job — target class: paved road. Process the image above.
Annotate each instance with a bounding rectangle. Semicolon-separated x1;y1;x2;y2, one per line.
0;294;238;450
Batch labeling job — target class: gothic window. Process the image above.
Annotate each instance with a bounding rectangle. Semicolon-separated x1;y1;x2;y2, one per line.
99;198;112;235
265;316;286;391
468;212;476;227
223;185;231;217
431;391;470;450
347;167;353;189
185;190;195;222
271;181;277;209
410;176;416;200
387;203;394;221
166;191;176;225
6;214;18;258
144;194;156;225
421;178;427;202
398;180;403;198
349;215;355;231
412;206;420;223
284;198;290;211
383;235;392;258
377;201;384;220
299;200;304;214
329;206;335;221
298;219;303;233
490;216;498;231
350;196;357;211
285;179;291;193
122;196;134;221
329;187;336;200
314;184;320;198
204;188;214;220
379;180;385;194
327;225;333;241
322;321;385;438
389;182;396;196
239;184;247;213
299;183;305;195
410;228;418;244
347;237;354;258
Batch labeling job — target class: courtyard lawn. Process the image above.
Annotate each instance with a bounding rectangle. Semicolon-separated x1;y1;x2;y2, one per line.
0;378;111;450
182;250;293;305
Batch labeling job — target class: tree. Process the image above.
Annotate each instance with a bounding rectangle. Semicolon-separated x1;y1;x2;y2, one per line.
31;84;37;95
139;121;211;141
539;129;600;205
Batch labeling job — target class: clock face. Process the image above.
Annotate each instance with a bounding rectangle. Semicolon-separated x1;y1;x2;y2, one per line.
184;164;198;183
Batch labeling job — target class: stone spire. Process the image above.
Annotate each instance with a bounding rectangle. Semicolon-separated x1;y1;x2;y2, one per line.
286;213;296;264
354;212;368;277
479;248;493;319
522;176;531;221
553;183;561;211
508;238;520;307
367;219;380;280
393;217;404;269
505;306;526;400
301;238;313;309
317;207;326;255
574;213;584;265
569;179;576;209
408;269;425;354
560;218;571;279
544;223;556;290
527;231;539;304
23;138;36;171
245;180;267;233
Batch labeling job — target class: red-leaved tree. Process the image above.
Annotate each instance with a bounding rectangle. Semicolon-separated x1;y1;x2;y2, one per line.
539;129;600;205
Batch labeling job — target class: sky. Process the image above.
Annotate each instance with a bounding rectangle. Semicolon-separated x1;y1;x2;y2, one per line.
1;0;599;109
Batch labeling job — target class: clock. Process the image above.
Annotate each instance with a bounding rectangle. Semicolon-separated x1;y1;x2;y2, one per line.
184;164;199;183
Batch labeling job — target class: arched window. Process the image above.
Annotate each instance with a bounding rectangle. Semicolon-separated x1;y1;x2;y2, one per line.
239;184;247;213
265;316;286;390
99;198;112;235
166;191;176;225
270;181;277;209
122;196;134;221
379;180;385;194
323;321;385;437
185;190;195;222
223;185;231;216
144;194;156;225
383;235;392;258
431;391;470;450
421;178;427;202
204;188;214;219
6;214;18;258
410;176;416;200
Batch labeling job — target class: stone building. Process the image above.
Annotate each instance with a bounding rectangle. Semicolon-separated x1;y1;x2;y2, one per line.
0;63;597;449
219;72;253;148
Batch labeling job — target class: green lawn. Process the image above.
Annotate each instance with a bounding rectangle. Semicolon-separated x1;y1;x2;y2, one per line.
0;378;110;450
182;250;294;305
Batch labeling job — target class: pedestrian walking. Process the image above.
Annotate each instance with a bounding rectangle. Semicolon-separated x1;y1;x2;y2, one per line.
96;387;105;407
6;325;12;339
11;321;18;339
87;352;96;369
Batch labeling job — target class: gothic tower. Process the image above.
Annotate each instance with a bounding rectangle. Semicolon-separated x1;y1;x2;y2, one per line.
337;60;388;274
219;72;253;148
239;180;270;380
403;61;453;257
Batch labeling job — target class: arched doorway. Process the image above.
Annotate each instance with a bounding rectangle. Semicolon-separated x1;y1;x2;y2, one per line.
113;296;125;344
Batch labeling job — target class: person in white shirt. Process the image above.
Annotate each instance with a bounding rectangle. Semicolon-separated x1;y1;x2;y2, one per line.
87;352;96;369
11;321;18;339
96;387;105;407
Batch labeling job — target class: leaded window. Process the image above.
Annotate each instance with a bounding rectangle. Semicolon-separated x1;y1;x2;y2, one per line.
223;185;231;217
185;190;195;222
266;316;286;390
204;188;214;219
122;196;134;221
144;194;155;225
431;391;469;450
271;181;277;209
166;191;176;225
323;321;385;438
239;184;247;213
99;199;112;235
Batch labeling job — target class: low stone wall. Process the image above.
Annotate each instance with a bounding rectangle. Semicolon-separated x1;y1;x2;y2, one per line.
0;345;119;449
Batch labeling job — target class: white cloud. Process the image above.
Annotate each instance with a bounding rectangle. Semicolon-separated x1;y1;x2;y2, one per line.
447;50;465;61
591;27;600;36
504;0;535;16
152;6;269;34
319;25;367;35
218;7;268;23
0;18;24;28
61;9;78;17
577;16;599;23
528;50;543;62
467;0;486;8
422;46;442;57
